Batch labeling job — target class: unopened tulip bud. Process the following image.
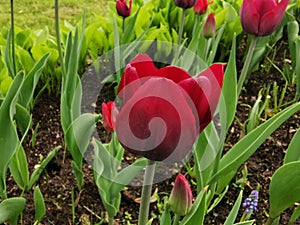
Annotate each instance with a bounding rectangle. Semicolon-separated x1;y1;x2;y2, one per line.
202;13;216;39
174;0;196;9
102;102;117;132
168;174;193;216
194;0;211;14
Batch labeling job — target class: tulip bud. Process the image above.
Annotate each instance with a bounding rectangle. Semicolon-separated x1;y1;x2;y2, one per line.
116;0;132;18
102;102;116;132
194;0;211;14
168;174;193;216
202;13;216;39
240;0;290;36
174;0;196;9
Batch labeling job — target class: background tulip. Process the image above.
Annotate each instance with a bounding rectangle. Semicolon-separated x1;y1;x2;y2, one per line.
168;174;193;216
202;13;216;39
116;0;132;18
240;0;290;36
114;54;224;162
194;0;211;14
174;0;196;9
102;102;116;132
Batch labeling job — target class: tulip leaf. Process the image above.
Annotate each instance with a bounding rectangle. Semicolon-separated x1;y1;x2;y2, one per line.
221;33;237;130
210;101;300;184
284;128;300;164
269;162;300;219
224;190;243;225
233;221;255;225
0;197;26;224
18;53;50;109
34;186;46;222
288;204;300;225
160;204;171;225
0;72;24;199
122;7;141;44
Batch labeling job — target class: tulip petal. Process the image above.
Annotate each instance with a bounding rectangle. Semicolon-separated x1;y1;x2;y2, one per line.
259;0;289;36
255;0;277;15
240;0;260;35
118;64;141;97
157;66;191;83
116;77;197;162
129;54;159;78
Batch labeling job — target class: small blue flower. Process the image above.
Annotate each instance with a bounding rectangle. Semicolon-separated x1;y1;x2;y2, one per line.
243;190;259;214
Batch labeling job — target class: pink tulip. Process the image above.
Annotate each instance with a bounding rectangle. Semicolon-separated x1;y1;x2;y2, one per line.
174;0;196;9
202;13;216;39
116;0;132;18
111;54;224;162
240;0;290;36
168;174;193;216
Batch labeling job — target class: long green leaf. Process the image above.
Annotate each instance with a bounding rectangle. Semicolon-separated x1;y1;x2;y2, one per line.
34;186;46;222
5;28;15;78
224;190;243;225
18;53;50;109
284;128;300;164
0;72;24;199
269;162;300;219
0;197;26;224
210;102;300;184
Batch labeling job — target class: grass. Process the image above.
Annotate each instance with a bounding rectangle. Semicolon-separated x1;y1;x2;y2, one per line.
0;0;112;31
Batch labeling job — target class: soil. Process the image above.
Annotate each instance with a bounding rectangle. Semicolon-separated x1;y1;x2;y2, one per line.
4;35;300;225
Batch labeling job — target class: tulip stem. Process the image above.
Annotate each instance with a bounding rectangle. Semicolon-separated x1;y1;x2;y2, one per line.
138;159;156;225
177;8;187;46
173;214;181;225
122;17;125;33
237;35;258;96
10;0;17;77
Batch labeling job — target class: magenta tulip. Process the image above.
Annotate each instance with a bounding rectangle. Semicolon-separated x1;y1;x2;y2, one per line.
169;174;193;216
113;54;224;162
174;0;196;9
102;102;116;132
116;0;132;18
240;0;290;36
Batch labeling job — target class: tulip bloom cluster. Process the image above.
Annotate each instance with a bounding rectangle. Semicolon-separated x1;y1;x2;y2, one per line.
240;0;290;36
103;54;224;162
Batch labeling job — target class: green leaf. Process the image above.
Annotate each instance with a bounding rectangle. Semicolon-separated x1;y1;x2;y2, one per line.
160;204;171;225
210;101;300;184
269;161;300;219
18;53;50;109
289;204;300;225
122;7;141;44
224;190;243;225
0;197;26;224
34;186;46;222
233;221;255;225
5;28;15;78
284;128;300;164
0;72;24;199
222;33;237;130
29;146;61;189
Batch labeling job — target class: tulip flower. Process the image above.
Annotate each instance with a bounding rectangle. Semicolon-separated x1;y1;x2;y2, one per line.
174;0;196;9
116;0;132;18
202;13;216;39
194;0;211;15
114;54;224;162
240;0;290;36
168;174;193;216
102;102;116;132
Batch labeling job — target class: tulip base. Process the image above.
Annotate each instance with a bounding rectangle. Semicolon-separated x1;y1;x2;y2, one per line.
138;160;156;225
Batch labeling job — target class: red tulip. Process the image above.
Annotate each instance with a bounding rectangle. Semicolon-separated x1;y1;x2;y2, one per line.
116;0;132;18
168;174;193;216
202;13;216;39
240;0;290;36
194;0;211;14
102;102;117;132
174;0;196;9
115;54;224;162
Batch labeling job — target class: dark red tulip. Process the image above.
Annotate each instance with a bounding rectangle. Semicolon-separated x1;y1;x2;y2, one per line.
116;0;132;18
174;0;196;9
240;0;290;36
102;102;116;132
114;54;224;162
169;174;193;216
194;0;211;14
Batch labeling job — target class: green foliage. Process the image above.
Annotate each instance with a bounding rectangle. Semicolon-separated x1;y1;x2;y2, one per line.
34;186;46;222
0;197;26;225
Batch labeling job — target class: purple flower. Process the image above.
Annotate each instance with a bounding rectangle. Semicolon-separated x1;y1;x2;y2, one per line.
243;190;259;214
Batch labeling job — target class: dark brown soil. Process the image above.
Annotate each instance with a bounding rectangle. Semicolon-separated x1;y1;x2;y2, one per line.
4;35;300;225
